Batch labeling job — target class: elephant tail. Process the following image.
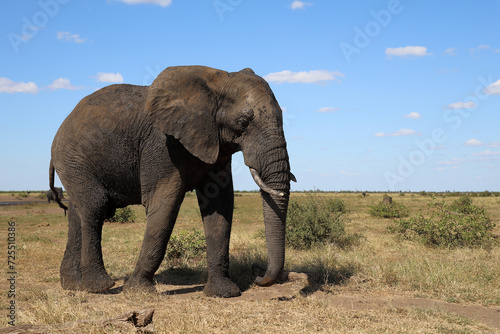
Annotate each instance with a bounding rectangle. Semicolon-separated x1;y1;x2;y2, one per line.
49;159;68;215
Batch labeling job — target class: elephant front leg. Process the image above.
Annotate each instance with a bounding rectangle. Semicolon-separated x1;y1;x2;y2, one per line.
123;184;185;293
196;165;241;298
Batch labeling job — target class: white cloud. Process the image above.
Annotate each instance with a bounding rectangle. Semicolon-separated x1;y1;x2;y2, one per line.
57;31;86;43
340;170;359;176
385;46;431;58
470;44;490;52
472;150;500;157
437;68;459;74
465;139;482;146
375;129;418;137
465;139;500;148
404;112;421;119
447;101;477;109
444;47;457;56
438;158;466;165
264;70;344;84
95;72;124;83
484;79;500;95
117;0;172;6
316;107;340;113
291;1;312;10
48;78;83;91
0;77;39;94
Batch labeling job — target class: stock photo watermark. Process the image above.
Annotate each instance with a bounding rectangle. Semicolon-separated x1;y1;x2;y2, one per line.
339;0;412;63
142;64;162;86
212;0;243;21
384;74;497;190
6;221;17;326
7;0;70;54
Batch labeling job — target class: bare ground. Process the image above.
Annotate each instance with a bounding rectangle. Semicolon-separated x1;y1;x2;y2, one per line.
150;280;500;330
2;192;499;332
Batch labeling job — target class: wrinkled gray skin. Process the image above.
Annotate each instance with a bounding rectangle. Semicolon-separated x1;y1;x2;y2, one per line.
50;66;292;297
47;187;63;203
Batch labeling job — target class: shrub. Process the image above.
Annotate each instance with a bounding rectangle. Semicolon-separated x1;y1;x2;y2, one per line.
167;228;206;260
447;195;484;214
107;207;136;223
326;197;347;213
389;201;495;248
369;201;409;218
479;191;492;197
285;194;359;250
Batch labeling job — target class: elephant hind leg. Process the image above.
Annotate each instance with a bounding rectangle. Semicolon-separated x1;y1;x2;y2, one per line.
61;198;115;293
62;181;116;293
79;204;115;293
60;201;83;290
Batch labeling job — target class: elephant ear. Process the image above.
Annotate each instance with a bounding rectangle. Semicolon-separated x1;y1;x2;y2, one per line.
144;66;223;165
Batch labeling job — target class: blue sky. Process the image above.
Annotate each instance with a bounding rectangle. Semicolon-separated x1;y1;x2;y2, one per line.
1;0;499;192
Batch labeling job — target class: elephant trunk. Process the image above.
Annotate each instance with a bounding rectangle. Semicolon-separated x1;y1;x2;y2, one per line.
249;145;290;287
254;191;288;286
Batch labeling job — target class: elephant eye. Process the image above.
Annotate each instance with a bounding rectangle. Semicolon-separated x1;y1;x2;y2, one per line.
237;117;250;130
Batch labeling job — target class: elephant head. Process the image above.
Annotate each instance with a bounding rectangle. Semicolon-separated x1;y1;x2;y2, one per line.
144;66;292;287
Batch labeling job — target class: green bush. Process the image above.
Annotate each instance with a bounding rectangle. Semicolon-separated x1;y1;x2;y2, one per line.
285;194;359;250
369;201;409;218
107;207;136;223
326;197;347;213
447;195;483;214
479;191;492;197
167;229;206;260
389;201;495;248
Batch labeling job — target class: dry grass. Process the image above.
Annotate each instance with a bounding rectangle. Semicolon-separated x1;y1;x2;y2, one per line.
1;192;499;333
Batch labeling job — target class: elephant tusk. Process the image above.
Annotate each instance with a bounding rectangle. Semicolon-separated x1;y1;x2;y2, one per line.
290;172;297;183
249;168;285;197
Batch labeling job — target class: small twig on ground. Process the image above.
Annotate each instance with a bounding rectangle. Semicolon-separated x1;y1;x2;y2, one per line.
0;309;155;334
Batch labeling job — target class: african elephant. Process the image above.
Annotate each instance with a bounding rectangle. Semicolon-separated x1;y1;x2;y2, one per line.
49;66;293;297
46;187;63;203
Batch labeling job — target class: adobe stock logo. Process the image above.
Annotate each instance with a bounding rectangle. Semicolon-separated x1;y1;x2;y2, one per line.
212;0;243;21
339;0;412;63
7;0;70;54
384;74;497;191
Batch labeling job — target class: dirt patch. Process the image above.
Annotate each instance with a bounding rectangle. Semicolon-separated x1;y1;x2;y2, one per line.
150;280;500;330
317;291;500;330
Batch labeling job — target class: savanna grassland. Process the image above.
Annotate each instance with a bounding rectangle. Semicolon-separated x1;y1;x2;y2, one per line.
1;191;499;333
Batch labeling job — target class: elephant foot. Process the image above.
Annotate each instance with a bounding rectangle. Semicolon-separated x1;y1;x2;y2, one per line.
123;275;156;293
81;270;115;293
60;273;83;291
204;277;241;298
60;261;84;291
